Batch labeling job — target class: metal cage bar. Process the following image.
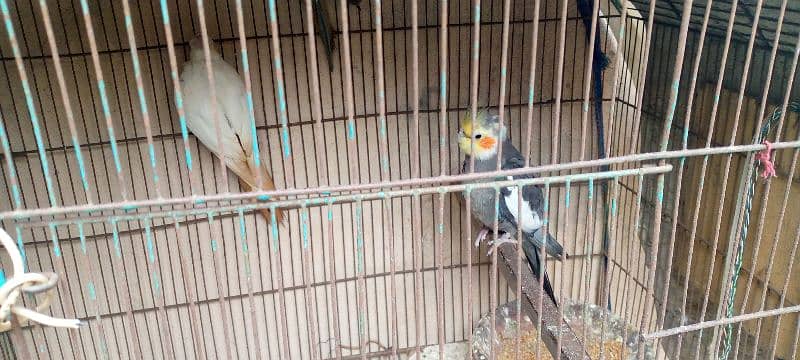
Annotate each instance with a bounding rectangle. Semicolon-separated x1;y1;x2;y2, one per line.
0;0;799;359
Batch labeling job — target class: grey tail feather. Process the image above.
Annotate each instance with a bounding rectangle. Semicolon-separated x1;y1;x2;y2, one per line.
349;0;362;10
312;0;335;72
523;240;558;307
542;272;557;306
531;228;565;260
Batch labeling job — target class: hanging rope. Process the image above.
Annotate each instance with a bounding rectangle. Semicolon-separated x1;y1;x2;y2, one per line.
753;141;777;179
719;102;800;359
0;227;82;332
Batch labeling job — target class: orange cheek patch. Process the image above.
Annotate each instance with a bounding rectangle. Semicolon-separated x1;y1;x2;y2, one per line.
479;136;496;149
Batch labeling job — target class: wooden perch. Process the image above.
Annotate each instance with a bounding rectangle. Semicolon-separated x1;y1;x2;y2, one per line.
497;243;591;360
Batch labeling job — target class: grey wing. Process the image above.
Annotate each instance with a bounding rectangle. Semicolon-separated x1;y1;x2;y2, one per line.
502;182;564;259
501;143;565;259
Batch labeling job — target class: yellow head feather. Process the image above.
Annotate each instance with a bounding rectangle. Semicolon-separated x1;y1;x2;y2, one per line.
461;120;472;138
457;108;504;159
460;108;490;137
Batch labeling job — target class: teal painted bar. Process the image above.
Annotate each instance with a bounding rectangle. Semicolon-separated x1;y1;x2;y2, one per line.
355;202;364;274
238;209;248;253
611;177;619;216
96;80;125;176
1;0;58;206
78;222;86;254
87;281;96;300
301;208;310;249
144;218;155;263
124;14;161;192
158;1;194;176
237;210;252;276
15;226;26;270
270;206;279;253
49;223;61;257
111;219;122;258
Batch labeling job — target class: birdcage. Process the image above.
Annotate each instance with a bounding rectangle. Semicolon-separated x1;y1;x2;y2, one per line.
0;0;798;359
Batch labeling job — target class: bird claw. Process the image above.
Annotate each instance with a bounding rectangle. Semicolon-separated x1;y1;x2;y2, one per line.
474;228;490;248
487;233;517;256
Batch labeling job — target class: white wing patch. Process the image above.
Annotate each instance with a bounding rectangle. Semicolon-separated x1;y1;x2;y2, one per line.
504;181;542;233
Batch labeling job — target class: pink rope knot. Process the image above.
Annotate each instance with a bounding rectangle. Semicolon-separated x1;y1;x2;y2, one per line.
754;141;776;179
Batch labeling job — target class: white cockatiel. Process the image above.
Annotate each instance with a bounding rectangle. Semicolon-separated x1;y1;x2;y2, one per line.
180;36;283;224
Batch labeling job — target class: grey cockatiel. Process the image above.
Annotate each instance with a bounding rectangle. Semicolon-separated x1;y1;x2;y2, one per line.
457;109;564;304
180;36;284;224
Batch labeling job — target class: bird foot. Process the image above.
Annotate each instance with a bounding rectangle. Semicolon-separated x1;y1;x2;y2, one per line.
474;228;490;248
487;233;518;255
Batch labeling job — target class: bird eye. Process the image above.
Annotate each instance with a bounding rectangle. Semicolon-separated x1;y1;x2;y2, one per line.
474;134;482;139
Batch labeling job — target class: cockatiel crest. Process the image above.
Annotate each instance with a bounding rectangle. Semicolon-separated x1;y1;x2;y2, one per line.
457;109;508;160
181;36;284;224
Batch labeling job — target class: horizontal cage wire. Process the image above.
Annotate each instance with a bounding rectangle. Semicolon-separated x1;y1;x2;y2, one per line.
0;0;797;359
